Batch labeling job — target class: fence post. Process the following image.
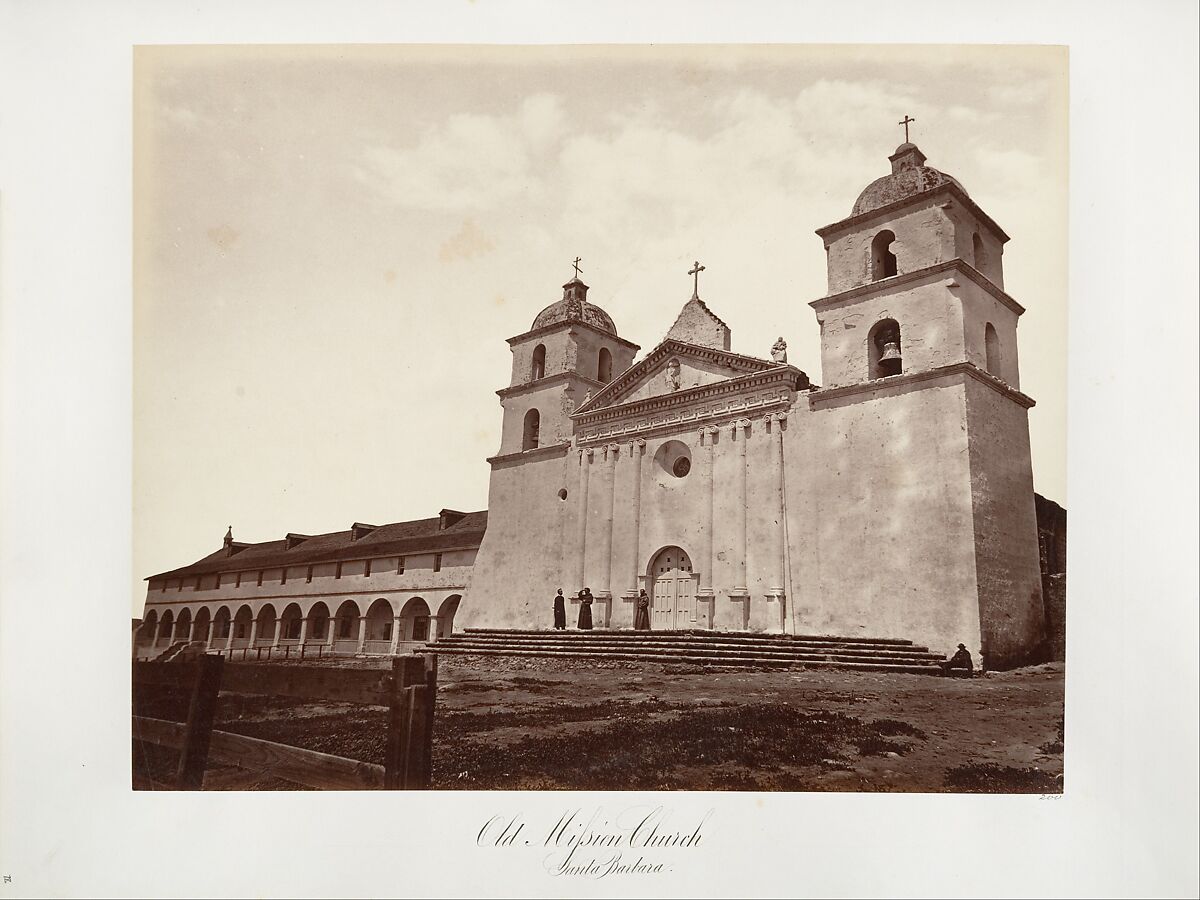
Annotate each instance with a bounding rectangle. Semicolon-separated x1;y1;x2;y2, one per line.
420;653;437;784
384;656;426;789
404;685;431;789
174;653;224;790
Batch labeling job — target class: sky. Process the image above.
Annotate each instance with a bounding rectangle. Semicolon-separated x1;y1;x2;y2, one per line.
133;43;1068;614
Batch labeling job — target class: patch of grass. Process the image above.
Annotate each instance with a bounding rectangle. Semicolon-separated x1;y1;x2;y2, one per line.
430;703;928;790
1039;718;1065;755
944;763;1061;793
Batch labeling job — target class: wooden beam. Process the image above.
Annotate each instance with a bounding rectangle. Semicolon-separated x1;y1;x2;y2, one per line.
133;717;386;790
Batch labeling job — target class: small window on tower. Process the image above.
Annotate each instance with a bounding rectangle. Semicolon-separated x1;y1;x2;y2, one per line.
522;408;540;451
434;553;443;573
531;344;546;380
871;230;898;280
597;347;613;383
985;322;1001;376
973;232;988;272
398;556;405;575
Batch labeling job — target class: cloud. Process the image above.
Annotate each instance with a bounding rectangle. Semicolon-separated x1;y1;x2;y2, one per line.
438;218;495;263
353;94;564;212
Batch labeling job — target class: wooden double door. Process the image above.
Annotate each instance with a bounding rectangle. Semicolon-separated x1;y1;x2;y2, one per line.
650;546;698;630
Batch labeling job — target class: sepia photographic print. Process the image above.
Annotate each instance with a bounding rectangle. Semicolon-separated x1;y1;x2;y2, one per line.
3;2;1198;897
131;43;1071;795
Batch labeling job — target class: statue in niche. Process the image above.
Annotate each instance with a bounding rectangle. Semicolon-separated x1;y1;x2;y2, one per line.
771;337;788;363
665;358;681;392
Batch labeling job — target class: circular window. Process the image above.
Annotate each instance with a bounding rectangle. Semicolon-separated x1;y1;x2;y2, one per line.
558;489;568;501
653;439;692;484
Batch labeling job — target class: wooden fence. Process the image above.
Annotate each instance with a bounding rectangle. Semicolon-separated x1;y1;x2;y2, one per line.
132;654;437;790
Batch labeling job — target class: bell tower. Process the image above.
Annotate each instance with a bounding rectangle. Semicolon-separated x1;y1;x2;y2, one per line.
463;270;639;630
805;141;1046;668
813;141;1018;390
496;275;639;457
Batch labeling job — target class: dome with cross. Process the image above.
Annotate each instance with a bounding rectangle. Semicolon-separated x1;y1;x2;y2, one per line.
851;142;968;218
531;277;618;335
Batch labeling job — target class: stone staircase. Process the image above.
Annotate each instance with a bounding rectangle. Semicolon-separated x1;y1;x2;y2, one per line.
430;628;948;675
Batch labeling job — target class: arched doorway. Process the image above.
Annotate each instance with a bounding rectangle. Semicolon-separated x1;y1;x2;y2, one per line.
231;605;253;649
307;601;331;645
192;607;212;647
400;597;431;643
363;598;395;654
213;607;232;646
137;610;158;655
648;546;697;630
279;603;304;644
175;608;193;642
157;610;174;646
255;604;277;647
437;595;461;639
332;600;361;654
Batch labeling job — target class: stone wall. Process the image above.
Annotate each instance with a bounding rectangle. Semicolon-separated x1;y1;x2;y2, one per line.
1035;493;1067;661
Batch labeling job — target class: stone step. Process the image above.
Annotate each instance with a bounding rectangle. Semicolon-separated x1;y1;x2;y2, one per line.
452;634;932;655
444;633;937;656
431;645;944;675
438;637;943;663
464;627;916;647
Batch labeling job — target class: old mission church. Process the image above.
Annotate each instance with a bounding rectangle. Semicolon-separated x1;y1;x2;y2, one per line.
137;141;1049;669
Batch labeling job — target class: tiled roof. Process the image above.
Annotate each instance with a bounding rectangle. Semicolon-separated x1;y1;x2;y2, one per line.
148;510;488;581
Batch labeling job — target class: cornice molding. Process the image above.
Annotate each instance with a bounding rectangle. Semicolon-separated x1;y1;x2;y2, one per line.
496;371;604;399
576;366;804;426
814;181;1010;244
574;372;802;447
486;442;571;466
506;319;641;351
809;361;1035;409
808;258;1025;317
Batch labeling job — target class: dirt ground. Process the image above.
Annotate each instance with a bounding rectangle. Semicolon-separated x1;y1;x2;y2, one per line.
134;655;1065;793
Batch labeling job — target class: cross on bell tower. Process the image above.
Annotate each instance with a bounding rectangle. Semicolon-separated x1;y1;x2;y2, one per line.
898;114;916;142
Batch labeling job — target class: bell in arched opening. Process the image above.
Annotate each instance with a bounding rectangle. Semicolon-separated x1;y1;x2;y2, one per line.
872;321;903;378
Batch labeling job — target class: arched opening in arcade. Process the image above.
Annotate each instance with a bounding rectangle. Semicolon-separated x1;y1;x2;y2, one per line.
400;597;432;643
437;595;462;640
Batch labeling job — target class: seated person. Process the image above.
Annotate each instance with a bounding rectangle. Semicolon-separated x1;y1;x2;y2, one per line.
939;643;974;676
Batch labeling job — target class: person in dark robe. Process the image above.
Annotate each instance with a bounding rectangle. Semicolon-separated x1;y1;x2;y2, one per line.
939;643;974;677
577;588;594;630
634;589;651;631
552;588;566;630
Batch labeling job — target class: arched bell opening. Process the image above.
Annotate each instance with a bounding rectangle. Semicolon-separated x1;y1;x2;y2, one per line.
868;318;903;379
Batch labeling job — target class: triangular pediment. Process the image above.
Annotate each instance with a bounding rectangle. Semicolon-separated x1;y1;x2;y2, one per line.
573;339;776;415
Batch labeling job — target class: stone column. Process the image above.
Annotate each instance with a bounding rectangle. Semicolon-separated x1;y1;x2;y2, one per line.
248;617;259;649
573;447;593;596
389;615;402;655
356;615;368;655
271;617;283;649
298;614;310;647
203;619;214;650
729;418;751;627
428;616;440;643
325;618;337;651
697;426;717;628
621;439;646;610
765;413;788;631
226;620;237;651
595;443;619;626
